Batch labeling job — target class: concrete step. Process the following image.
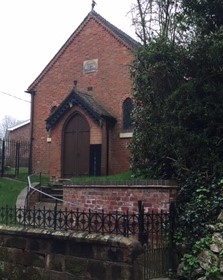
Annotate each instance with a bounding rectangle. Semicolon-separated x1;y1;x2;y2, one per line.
40;196;63;202
39;184;63;203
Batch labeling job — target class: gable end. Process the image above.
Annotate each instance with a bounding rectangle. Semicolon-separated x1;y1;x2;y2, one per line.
27;11;139;92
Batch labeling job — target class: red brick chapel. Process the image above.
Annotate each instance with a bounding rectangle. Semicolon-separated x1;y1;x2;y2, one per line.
26;9;140;179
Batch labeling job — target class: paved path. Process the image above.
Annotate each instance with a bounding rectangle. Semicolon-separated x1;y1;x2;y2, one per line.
16;187;62;210
16;187;28;208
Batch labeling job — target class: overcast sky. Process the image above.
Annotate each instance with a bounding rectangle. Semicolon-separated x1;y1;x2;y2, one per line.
0;0;136;123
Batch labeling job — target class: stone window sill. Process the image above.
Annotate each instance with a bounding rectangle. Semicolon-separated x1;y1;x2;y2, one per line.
119;132;133;138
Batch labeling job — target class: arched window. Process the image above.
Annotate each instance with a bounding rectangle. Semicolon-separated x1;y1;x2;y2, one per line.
122;98;133;131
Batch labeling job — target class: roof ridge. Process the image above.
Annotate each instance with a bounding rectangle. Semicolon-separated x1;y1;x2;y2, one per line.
90;10;140;49
77;91;92;97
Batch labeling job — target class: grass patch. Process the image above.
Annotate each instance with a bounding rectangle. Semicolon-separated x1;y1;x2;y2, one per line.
70;171;134;183
3;167;28;181
29;174;49;185
0;178;26;207
4;168;135;184
3;167;49;185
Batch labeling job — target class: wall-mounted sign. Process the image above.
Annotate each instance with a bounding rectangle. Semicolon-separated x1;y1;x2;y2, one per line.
83;59;98;74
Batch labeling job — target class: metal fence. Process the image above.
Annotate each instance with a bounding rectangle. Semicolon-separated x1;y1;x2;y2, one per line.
0;138;30;177
0;204;167;236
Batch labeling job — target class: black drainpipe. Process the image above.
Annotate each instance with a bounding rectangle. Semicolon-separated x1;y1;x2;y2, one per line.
106;122;109;176
25;90;35;175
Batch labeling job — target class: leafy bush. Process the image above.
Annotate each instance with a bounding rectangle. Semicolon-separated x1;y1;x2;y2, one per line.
179;236;215;279
176;175;223;251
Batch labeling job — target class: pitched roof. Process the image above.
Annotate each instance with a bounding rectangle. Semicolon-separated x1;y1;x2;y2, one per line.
27;10;140;92
45;89;116;131
8;120;30;131
91;11;140;49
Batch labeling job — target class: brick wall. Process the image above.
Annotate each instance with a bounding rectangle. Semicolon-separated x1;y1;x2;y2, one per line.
30;15;134;178
63;182;178;213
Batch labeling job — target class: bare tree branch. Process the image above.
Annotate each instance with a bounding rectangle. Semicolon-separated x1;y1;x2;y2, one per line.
0;115;23;139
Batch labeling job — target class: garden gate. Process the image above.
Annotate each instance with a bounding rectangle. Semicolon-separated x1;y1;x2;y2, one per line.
138;201;177;279
0;138;30;177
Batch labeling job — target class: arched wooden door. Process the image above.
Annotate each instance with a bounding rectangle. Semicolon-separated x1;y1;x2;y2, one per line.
63;113;90;177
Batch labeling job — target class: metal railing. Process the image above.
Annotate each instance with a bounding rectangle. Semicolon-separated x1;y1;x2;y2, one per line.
0;205;134;235
0;204;170;239
27;174;79;208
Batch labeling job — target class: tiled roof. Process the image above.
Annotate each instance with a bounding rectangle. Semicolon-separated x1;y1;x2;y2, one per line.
91;11;140;49
45;90;116;131
27;11;140;92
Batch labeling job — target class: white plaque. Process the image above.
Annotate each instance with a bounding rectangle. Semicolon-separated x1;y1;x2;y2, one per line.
83;59;98;74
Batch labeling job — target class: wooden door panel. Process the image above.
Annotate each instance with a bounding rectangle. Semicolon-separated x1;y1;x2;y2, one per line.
78;130;90;175
63;114;90;177
64;131;78;176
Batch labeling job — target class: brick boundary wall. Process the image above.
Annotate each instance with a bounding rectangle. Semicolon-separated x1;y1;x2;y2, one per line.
0;226;143;280
63;182;178;213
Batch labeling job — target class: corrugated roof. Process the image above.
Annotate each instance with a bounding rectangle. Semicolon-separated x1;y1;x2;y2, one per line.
45;89;116;131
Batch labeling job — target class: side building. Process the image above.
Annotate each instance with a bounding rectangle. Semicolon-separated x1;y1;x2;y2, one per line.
6;120;30;142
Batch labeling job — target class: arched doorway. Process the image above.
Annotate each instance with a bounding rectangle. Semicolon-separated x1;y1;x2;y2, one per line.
63;113;90;177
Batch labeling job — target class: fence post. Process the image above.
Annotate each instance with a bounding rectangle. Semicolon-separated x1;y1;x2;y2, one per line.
1;139;5;177
138;200;147;245
54;200;58;230
168;202;177;274
123;211;129;237
15;142;20;178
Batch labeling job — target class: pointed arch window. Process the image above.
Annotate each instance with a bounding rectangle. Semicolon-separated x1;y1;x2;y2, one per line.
122;98;133;131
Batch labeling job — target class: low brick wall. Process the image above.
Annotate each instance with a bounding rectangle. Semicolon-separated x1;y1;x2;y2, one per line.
0;226;143;280
63;182;178;212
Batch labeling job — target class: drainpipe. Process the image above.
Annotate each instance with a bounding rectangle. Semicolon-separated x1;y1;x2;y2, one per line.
25;90;35;175
106;122;109;176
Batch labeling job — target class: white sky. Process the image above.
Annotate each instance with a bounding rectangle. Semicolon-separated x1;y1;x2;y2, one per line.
0;0;136;123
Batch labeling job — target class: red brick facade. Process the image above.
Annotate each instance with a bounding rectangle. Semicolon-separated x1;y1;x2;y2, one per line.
27;11;138;179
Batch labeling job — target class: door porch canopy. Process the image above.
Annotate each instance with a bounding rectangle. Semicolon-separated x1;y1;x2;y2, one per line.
45;89;116;131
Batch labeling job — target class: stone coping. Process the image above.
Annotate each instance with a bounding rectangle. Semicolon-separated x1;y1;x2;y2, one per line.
63;184;178;189
0;225;142;250
63;179;177;186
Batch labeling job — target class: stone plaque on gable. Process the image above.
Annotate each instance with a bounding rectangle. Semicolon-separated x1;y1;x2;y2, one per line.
83;59;98;74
